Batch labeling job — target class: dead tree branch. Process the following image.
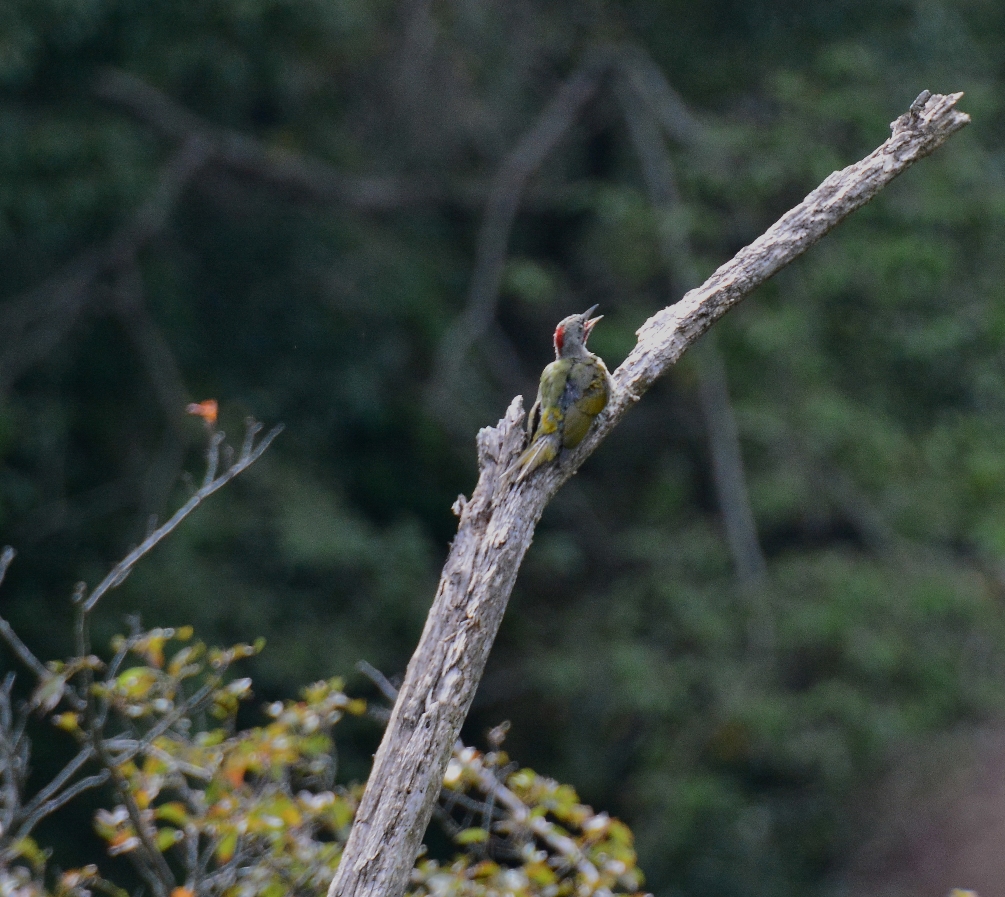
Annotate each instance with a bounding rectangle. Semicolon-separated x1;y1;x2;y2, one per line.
357;661;602;883
328;90;970;897
0;419;281;880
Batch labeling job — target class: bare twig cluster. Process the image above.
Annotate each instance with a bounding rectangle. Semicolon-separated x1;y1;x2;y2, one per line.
0;420;280;896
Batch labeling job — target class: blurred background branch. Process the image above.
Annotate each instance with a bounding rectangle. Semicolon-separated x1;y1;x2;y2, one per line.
0;137;210;397
614;57;767;585
93;69;440;211
428;54;610;431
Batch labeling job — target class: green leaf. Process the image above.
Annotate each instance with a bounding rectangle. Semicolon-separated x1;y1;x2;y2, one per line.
9;836;48;872
216;830;238;863
154;828;182;852
454;827;490;845
154;802;189;827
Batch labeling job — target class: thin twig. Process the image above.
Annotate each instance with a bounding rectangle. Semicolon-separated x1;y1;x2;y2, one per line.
356;660;400;704
110;739;214;783
14;771;111;842
95;735;176;897
0;675;27;838
0;619;50;683
439;787;501;822
67;585;173;897
83;420;283;614
106;680;219;767
19;746;95;821
453;748;600;886
0;547;13;588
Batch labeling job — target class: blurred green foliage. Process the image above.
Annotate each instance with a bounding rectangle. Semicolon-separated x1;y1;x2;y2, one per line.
2;1;1005;895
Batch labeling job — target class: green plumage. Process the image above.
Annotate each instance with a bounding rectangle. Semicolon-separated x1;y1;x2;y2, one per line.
514;306;611;480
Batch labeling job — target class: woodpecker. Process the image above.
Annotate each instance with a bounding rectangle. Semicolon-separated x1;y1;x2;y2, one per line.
513;305;611;480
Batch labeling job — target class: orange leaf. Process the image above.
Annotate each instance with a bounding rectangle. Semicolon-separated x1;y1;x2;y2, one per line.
223;760;246;788
186;400;218;427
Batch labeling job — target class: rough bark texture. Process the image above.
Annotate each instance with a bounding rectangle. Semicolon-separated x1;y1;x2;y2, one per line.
328;90;969;897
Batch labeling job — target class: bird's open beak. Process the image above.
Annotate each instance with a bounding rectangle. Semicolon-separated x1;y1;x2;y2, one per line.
583;304;602;336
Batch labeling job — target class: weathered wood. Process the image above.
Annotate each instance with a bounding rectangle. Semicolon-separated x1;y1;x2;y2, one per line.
328;90;969;897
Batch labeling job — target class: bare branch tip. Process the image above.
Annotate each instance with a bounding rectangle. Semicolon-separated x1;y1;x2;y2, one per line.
451;495;468;518
356;660;399;702
239;417;264;460
261;422;285;444
894;89;970;136
928;90;970;123
202;430;226;485
910;89;933;114
246;422;284;464
0;546;14;585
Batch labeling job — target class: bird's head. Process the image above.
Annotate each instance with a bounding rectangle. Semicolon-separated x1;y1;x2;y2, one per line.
554;305;602;358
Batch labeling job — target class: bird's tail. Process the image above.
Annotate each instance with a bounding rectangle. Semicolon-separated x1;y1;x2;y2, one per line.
505;433;560;482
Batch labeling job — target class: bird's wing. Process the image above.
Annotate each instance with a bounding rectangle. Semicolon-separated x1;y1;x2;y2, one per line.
561;402;592;448
526;396;541;441
539;359;568;407
559;358;610;448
